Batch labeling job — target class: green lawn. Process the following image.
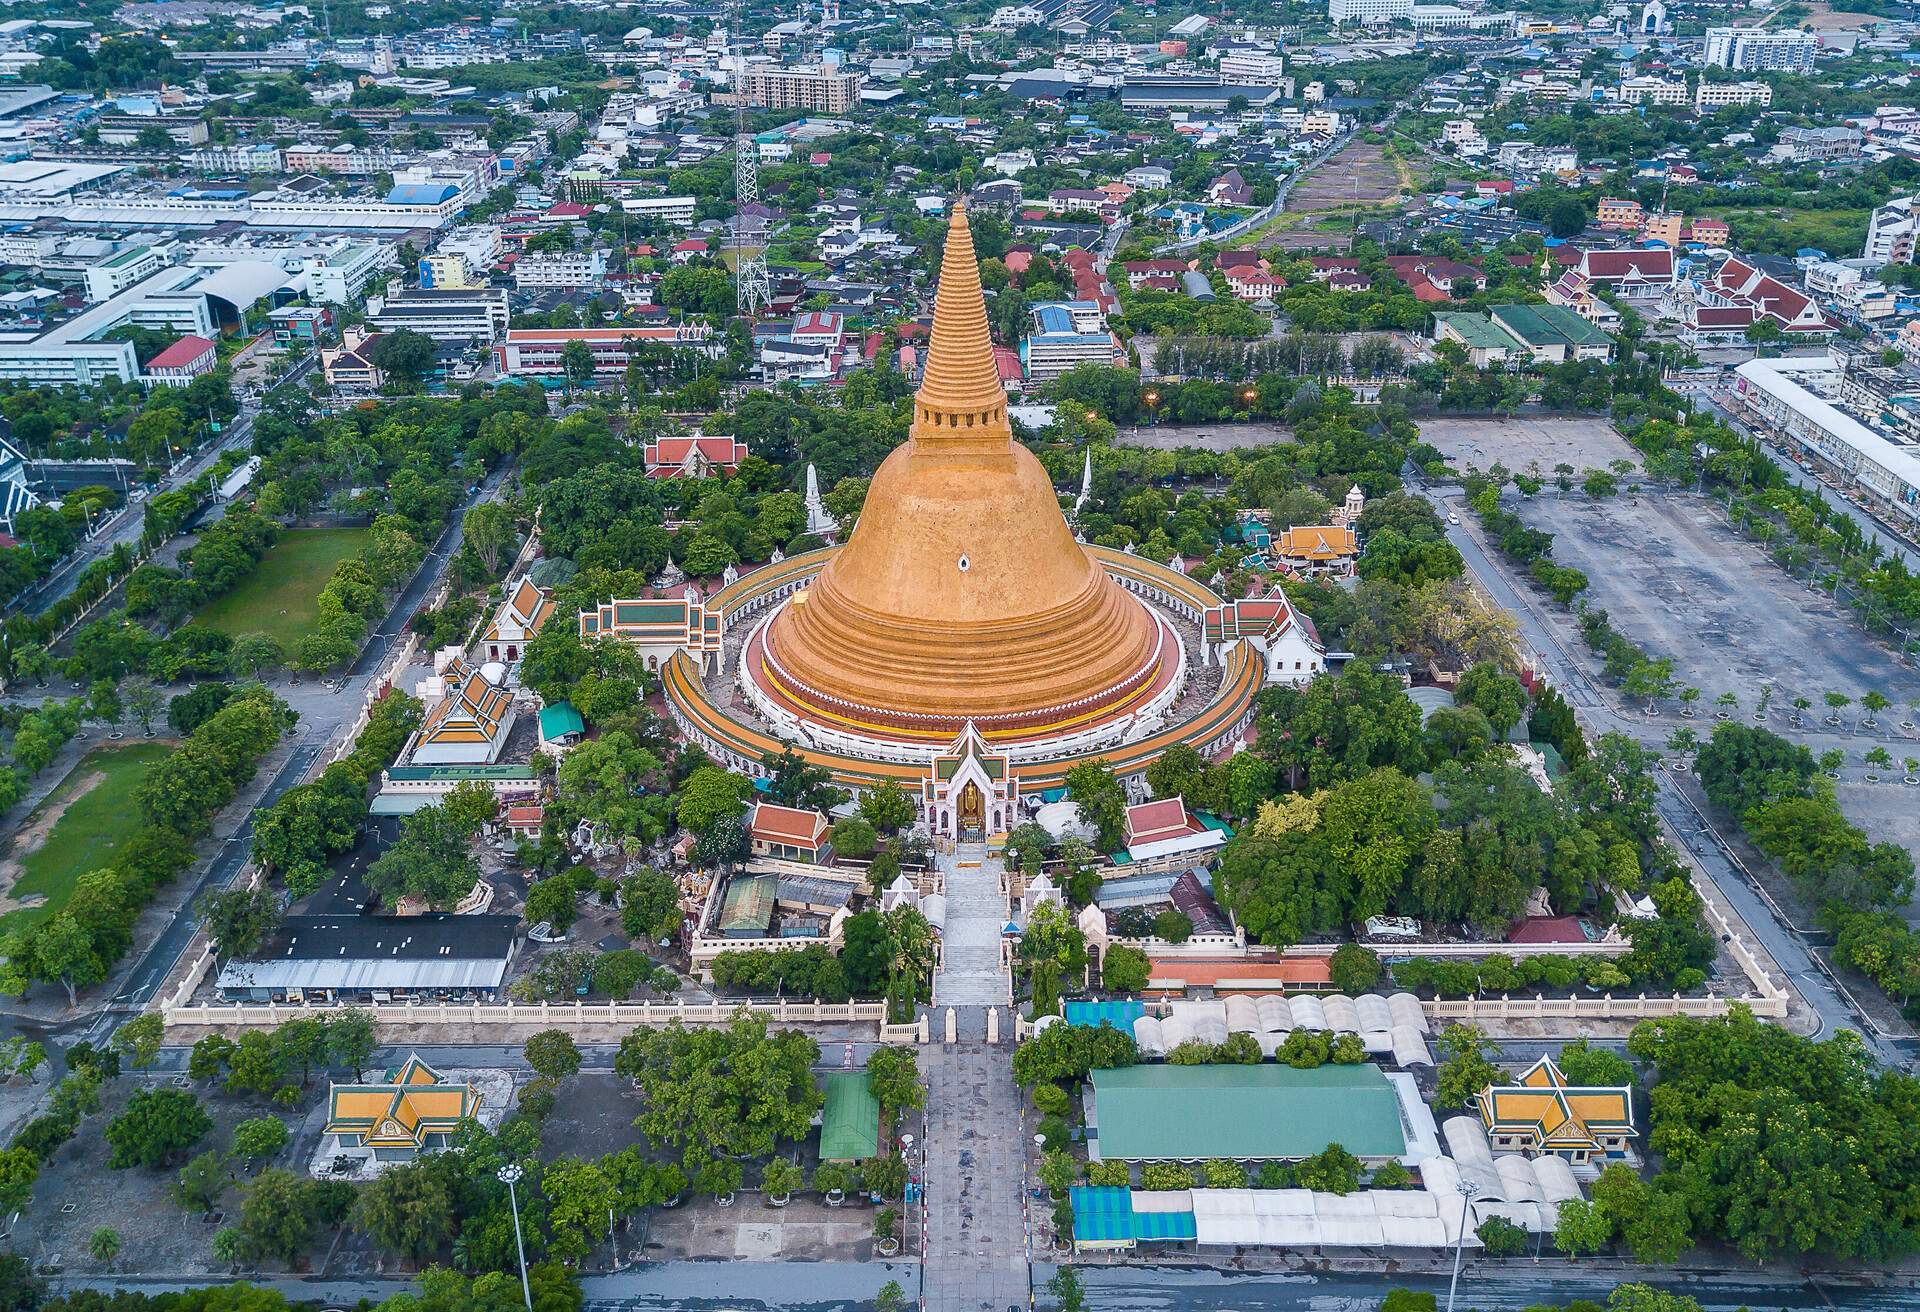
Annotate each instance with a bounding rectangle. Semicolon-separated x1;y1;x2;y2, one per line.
196;527;369;646
0;742;171;933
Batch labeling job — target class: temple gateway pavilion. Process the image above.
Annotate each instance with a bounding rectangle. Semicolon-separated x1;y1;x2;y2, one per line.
658;203;1325;841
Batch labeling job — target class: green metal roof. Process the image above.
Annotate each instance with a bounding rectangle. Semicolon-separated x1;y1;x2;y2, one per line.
1090;1063;1406;1162
819;1071;880;1161
1432;312;1520;352
539;701;585;741
1489;302;1613;350
719;874;774;935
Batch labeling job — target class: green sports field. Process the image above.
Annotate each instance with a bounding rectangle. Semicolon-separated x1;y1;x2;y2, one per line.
0;742;171;932
195;526;369;647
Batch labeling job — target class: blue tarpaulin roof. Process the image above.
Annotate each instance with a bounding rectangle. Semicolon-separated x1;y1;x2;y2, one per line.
1065;1001;1144;1029
1070;1187;1197;1243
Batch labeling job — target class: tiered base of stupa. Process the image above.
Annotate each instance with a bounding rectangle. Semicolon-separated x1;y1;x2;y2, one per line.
657;545;1263;791
738;590;1188;766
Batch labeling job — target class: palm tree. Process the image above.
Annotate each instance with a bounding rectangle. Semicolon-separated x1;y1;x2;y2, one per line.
883;905;936;1006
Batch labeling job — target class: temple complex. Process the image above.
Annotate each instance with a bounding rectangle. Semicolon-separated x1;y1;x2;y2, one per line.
656;202;1324;836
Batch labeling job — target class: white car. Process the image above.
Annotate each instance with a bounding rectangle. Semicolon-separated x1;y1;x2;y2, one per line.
1447;512;1460;525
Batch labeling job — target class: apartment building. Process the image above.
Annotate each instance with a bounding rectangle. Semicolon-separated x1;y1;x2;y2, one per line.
1864;196;1918;266
1702;27;1816;73
513;249;609;290
1694;80;1772;111
619;195;699;227
495;325;719;377
1596;197;1644;230
1617;76;1687;106
302;242;390;306
82;245;170;303
735;66;863;113
366;287;511;343
1329;0;1412;22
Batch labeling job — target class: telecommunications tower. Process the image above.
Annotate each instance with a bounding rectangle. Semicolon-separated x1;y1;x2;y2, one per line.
731;7;773;316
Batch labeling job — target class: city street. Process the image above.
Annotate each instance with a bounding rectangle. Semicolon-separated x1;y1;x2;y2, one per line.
1424;481;1912;1067
11;354;317;621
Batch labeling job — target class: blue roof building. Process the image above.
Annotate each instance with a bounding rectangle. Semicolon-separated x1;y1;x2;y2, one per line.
387;183;461;206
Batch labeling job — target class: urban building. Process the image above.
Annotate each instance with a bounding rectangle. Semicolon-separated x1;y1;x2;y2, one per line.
1329;0;1413;22
1021;301;1119;381
1702;27;1816;73
143;334;218;386
82;244;170;303
1864;196;1918;266
1694;80;1772;111
496;325;719;377
366;287;512;343
735;66;864;113
302;242;390;306
512;249;609;290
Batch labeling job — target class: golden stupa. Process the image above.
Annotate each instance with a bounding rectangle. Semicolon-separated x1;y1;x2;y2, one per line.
760;202;1165;740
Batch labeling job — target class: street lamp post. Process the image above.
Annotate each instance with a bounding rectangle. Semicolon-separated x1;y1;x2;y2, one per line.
1445;1178;1481;1312
498;1164;534;1312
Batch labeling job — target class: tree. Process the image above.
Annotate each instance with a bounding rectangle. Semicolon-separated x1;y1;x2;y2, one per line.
542;1156;618;1260
327;1009;376;1081
369;329;436;390
859;780;916;834
866;1045;923;1118
1554;1039;1633;1088
621;867;682;943
352;1156;457;1262
111;1013;165;1070
1553;1197;1613;1258
175;1149;227;1213
614;1014;820;1170
124;678;164;737
87;1226;121;1264
105;1088;213;1168
1046;1265;1085;1312
1064;759;1128;851
676;766;751;834
236;1167;322;1263
199;886;282;958
1434;1024;1499;1109
1102;944;1151;993
561;340;596;397
364;802;481;909
525;1030;583;1082
1327;943;1381;993
1475;1215;1529;1257
525;877;579;931
875;1279;908;1312
1454;662;1527;738
0;1148;38;1216
233;1115;289;1164
1295;1143;1361;1195
462;502;518;575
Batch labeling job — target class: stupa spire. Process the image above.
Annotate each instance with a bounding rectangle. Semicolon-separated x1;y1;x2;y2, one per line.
913;202;1010;449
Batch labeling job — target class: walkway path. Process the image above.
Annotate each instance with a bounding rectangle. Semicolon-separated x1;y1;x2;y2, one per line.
932;843;1011;1008
922;843;1027;1312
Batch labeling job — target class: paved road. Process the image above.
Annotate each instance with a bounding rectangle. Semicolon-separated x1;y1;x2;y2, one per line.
1424;482;1908;1067
1680;383;1920;572
61;462;512;1046
13;356;317;620
43;1261;1914;1310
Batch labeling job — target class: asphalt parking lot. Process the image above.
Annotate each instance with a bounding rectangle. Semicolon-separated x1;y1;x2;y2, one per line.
1415;414;1641;475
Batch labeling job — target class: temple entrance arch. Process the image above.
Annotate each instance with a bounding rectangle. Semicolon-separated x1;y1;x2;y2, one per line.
923;722;1019;844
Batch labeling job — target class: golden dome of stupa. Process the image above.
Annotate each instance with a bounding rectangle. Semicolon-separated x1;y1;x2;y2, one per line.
758;202;1166;741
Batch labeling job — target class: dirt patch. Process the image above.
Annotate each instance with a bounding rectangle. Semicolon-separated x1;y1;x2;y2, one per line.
0;769;103;915
1289;139;1404;214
